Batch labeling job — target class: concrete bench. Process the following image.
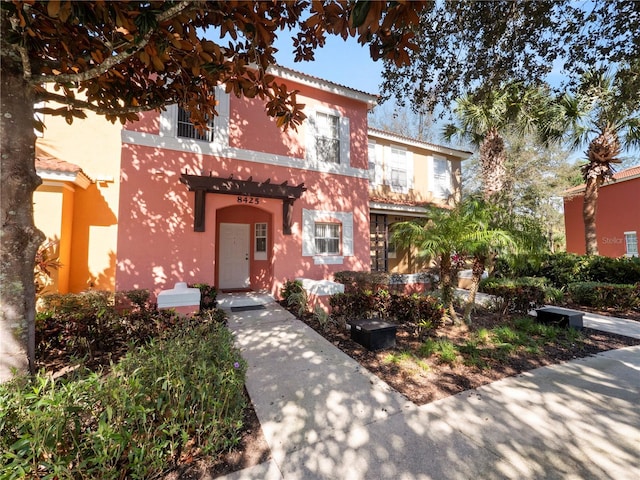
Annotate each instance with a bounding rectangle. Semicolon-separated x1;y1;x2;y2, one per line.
347;318;397;351
535;306;584;330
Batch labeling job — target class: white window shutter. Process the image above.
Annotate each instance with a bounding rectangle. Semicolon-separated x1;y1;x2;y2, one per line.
302;209;314;256
373;144;383;185
339;116;350;165
383;145;391;185
342;214;354;256
306;112;317;162
406;150;414;192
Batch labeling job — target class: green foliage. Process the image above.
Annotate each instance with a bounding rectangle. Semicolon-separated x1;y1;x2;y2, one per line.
189;283;218;310
333;271;390;294
37;290;182;361
0;321;246;479
329;290;444;341
418;316;587;368
480;277;548;316
287;290;309;317
418;338;458;364
312;306;334;332
281;279;304;300
568;282;640;309
380;2;639;114
497;252;640;287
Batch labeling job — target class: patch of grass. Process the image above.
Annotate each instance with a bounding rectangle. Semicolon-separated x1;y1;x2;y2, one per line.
384;350;430;373
418;338;458;365
384;350;414;364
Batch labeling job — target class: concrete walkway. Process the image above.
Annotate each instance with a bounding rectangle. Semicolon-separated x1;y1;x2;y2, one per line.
218;294;640;480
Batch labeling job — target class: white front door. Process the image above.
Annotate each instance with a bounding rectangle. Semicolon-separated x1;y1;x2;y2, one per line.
219;223;250;289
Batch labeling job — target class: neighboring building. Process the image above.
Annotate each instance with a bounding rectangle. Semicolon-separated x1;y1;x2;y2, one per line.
563;165;640;257
367;129;470;273
35;109;122;294
34;66;470;299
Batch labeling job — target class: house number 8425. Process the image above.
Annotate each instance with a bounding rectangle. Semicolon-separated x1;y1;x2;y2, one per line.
237;196;260;204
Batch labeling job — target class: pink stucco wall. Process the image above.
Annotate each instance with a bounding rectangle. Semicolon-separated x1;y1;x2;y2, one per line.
116;76;372;299
564;177;640;257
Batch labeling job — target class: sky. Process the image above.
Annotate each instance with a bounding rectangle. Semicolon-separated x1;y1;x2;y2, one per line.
272;33;384;96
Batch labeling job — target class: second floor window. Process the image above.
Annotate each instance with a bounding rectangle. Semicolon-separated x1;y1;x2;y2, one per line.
432;157;452;198
315;222;341;255
389;147;408;192
177;107;214;142
315;112;340;164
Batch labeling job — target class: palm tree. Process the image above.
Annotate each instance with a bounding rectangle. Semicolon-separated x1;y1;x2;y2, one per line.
392;197;520;325
443;83;543;200
539;68;640;254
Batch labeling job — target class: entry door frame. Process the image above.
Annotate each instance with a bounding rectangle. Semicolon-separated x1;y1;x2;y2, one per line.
218;222;250;289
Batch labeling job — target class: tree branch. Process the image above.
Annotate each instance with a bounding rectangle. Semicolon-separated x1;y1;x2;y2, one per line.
32;1;193;85
38;90;173;116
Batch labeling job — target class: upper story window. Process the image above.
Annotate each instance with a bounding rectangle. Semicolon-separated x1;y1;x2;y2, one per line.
315;112;340;163
158;86;230;147
177;107;214;142
432;157;452;199
625;231;638;257
389;147;409;193
306;108;350;166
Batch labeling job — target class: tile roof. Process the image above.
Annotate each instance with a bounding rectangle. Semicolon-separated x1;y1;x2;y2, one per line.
368;127;474;159
36;155;83;173
563;164;640;196
269;65;378;106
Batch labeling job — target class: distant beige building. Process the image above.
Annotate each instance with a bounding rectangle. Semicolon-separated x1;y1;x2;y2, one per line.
367;128;471;273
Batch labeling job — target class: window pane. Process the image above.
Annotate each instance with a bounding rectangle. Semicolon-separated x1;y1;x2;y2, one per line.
315;112;340;163
625;233;638;255
177;107;214;142
256;238;267;252
314;222;340;254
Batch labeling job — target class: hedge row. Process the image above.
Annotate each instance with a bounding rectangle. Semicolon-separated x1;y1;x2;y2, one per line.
479;277;560;316
568;282;640;309
496;253;640;287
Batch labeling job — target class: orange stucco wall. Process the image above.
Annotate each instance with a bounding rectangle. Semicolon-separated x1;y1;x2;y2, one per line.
36;109;122;292
564;177;640;256
33;183;74;293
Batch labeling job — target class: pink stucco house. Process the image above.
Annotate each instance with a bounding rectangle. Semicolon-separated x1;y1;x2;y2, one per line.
117;67;376;298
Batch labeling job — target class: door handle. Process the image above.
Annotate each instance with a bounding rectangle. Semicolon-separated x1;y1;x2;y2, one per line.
245;254;249;261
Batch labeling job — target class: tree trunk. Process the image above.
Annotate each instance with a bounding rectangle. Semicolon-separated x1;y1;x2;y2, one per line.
583;175;602;255
439;253;458;323
0;66;44;380
463;255;486;325
479;127;506;200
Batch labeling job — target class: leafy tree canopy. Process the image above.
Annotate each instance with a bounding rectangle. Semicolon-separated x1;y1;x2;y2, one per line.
1;0;426;129
380;0;640;114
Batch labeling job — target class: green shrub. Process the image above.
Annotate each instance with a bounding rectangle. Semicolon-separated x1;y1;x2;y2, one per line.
497;253;640;287
281;279;304;301
333;270;390;293
1;321;246;479
190;282;218;310
480;277;548;315
36;290;183;362
568;281;640;309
